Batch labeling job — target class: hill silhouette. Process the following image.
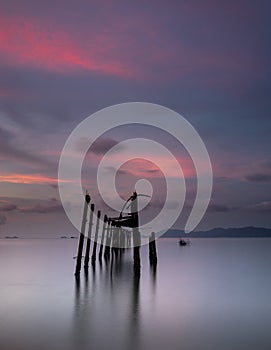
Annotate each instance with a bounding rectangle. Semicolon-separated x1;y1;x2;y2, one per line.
162;226;271;238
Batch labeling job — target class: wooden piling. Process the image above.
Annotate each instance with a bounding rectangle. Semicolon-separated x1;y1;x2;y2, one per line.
131;192;141;272
104;219;111;259
74;190;157;277
91;210;101;264
84;203;94;270
74;191;90;276
115;226;121;256
110;222;116;255
99;214;108;260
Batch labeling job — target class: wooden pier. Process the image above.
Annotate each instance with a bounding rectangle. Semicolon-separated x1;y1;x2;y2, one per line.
74;191;157;276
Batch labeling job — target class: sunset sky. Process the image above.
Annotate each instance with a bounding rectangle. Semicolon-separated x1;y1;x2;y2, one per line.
0;0;271;237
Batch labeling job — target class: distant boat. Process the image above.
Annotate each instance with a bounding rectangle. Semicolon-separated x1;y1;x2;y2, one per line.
179;239;190;246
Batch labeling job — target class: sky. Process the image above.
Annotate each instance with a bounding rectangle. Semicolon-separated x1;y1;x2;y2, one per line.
0;0;271;237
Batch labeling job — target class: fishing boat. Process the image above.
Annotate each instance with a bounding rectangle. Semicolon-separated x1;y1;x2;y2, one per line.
179;239;190;246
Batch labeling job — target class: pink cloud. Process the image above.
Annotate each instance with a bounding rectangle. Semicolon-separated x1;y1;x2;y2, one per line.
0;16;135;78
0;10;260;85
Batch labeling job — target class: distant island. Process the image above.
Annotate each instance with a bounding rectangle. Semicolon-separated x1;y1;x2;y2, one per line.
163;226;271;238
1;227;271;239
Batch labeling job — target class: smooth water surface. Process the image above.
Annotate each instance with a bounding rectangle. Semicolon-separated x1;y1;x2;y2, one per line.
1;238;271;350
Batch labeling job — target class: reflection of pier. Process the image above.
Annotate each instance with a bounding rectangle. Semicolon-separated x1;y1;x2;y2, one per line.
74;191;157;277
72;253;154;350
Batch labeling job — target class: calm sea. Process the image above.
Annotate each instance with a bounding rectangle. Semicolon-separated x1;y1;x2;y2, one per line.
0;238;271;350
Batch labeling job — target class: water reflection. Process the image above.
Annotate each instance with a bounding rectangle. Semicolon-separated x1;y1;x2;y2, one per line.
72;251;155;350
127;269;140;350
2;239;271;350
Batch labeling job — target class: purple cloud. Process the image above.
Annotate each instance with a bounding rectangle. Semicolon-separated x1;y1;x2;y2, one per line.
18;198;63;214
0;202;17;211
207;203;233;213
0;126;54;170
246;201;271;213
0;214;7;225
77;137;124;156
245;173;271;183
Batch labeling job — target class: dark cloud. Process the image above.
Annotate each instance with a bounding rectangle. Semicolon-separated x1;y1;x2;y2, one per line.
0;214;7;225
19;198;63;214
77;137;124;155
246;201;271;213
146;199;179;210
90;138;124;155
0;197;63;214
207;204;233;213
0;202;17;211
117;169;131;176
49;183;58;190
262;160;271;169
102;165;159;178
0;125;55;170
103;166;128;175
144;169;160;174
245;173;271;183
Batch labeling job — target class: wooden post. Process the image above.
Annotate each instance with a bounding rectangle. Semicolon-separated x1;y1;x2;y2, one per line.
104;219;111;259
118;226;122;250
110;222;116;255
84;203;94;270
91;210;101;264
149;232;157;265
131;192;141;272
99;214;108;260
74;191;90;276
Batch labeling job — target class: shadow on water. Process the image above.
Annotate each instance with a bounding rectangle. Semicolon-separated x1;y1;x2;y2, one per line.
72;250;156;350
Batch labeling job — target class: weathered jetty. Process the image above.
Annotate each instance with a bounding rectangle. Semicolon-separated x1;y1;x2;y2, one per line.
74;191;157;277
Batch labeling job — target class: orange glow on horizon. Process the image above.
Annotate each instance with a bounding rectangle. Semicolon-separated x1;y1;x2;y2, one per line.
0;173;71;185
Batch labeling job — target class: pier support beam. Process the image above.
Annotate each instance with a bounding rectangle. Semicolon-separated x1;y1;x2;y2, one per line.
84;203;94;270
91;210;101;264
99;214;108;260
131;192;141;272
104;220;112;260
75;192;90;276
